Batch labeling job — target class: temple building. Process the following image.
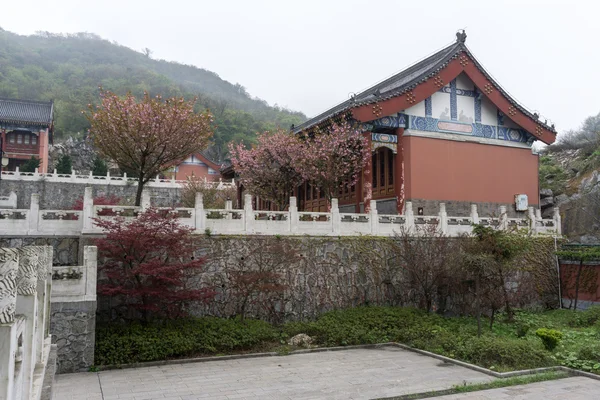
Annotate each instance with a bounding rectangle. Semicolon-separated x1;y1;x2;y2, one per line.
0;98;54;173
292;31;556;216
170;152;222;182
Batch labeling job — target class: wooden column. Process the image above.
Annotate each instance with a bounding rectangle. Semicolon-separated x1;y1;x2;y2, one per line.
395;127;405;214
355;170;362;213
363;132;373;213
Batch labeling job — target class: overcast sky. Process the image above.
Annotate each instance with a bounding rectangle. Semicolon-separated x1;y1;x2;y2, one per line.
3;0;599;136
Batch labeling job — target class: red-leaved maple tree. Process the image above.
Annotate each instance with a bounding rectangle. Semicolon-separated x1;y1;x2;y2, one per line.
87;90;213;206
94;208;214;322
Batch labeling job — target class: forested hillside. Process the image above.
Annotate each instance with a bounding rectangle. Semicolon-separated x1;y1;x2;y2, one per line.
0;28;305;160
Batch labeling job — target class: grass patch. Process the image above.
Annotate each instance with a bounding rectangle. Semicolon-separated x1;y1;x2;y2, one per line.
95;306;600;374
375;371;570;400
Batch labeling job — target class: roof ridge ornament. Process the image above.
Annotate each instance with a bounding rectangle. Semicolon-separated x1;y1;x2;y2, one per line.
456;30;467;44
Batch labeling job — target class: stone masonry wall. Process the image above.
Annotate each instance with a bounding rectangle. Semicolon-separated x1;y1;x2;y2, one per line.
0;180;182;209
50;301;97;373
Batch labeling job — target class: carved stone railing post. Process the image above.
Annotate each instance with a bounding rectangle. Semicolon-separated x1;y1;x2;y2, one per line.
194;192;205;232
499;205;508;230
244;194;254;233
438;203;448;235
141;190;151;211
225;199;233;220
470;204;479;225
331;198;341;234
553;207;562;235
370;200;378;234
28;193;40;234
82;186;94;233
34;246;50;363
289;196;298;233
84;246;98;301
44;246;52;338
528;207;537;234
16;247;39;400
0;248;19;324
0;248;19;400
404;201;415;234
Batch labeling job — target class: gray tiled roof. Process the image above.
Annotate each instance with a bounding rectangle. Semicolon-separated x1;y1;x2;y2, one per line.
293;39;556;134
0;98;54;126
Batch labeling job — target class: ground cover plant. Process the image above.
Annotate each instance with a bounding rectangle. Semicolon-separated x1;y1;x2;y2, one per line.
95;305;600;374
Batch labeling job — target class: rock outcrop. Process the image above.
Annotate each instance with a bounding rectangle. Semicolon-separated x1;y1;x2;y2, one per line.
49;136;97;174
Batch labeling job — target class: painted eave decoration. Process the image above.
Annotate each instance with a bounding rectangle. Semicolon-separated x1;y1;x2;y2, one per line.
293;31;556;145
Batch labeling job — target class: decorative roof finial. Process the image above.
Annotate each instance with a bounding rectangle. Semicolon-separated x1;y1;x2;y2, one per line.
456;30;467;44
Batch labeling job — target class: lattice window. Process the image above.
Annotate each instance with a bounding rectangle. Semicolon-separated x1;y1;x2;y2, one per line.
372;148;395;199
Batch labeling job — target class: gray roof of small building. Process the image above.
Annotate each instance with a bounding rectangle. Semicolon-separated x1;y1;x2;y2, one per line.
293;38;555;134
0;98;54;127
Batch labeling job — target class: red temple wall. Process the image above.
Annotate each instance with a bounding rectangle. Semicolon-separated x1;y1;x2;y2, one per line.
403;135;539;205
560;262;600;305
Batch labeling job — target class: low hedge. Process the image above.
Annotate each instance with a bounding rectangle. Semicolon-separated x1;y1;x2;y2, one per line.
96;307;557;371
95;317;280;366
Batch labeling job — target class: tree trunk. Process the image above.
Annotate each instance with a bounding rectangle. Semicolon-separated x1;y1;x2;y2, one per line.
476;274;482;337
135;175;145;206
499;273;514;321
490;308;496;330
574;260;584;311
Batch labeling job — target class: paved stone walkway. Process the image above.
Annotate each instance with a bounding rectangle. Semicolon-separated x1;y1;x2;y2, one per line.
435;376;600;399
53;347;494;400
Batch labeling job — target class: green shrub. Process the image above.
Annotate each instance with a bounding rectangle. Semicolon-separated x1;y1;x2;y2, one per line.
536;328;563;351
578;345;600;362
95;317;280;365
570;306;600;327
454;336;554;370
515;323;530;338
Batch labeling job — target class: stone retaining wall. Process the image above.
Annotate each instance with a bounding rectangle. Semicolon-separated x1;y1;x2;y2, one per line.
0;180;182;209
50;301;97;373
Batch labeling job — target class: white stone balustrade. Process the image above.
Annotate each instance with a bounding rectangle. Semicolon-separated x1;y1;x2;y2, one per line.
0;246;53;400
0;167;235;189
0;189;562;237
51;247;97;303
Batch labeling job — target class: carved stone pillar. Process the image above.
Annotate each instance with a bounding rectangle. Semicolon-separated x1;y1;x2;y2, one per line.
0;248;19;324
16;247;40;400
17;247;39;296
32;246;48;363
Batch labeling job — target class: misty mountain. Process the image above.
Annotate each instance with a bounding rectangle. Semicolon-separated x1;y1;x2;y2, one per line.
0;28;306;159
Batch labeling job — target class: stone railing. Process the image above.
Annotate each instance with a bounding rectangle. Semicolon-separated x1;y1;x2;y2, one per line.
50;246;97;373
0;187;560;237
0;187;561;236
0;246;54;400
0;167;235;189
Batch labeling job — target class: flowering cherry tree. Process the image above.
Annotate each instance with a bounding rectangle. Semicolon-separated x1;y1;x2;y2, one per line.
298;122;370;205
229;130;304;210
87;90;214;205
